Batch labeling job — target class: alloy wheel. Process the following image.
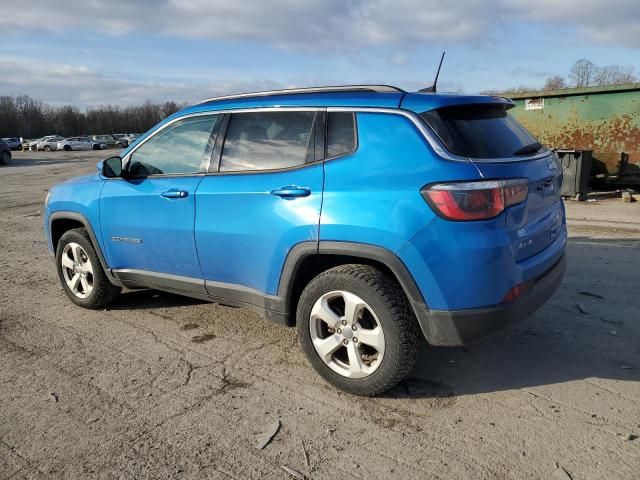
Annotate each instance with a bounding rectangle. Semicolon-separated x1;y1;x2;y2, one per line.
309;290;385;379
60;242;94;298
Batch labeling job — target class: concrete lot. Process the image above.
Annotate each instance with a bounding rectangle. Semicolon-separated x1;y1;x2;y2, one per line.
1;150;639;479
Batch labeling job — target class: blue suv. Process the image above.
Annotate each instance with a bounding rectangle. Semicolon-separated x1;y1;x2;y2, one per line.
44;85;566;395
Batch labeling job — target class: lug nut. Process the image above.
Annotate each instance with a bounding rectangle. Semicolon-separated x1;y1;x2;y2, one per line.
343;339;349;345
341;320;347;326
352;325;357;331
353;337;358;343
337;328;342;334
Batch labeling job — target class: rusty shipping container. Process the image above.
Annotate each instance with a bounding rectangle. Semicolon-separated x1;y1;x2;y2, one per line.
506;83;640;176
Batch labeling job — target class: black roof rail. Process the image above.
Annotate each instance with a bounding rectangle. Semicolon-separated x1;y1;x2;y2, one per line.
194;84;405;105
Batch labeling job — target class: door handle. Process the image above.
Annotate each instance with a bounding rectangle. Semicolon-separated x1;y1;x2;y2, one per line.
270;186;311;198
161;189;188;199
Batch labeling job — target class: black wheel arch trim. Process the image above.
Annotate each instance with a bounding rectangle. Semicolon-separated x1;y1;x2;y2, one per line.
277;240;428;323
48;211;122;286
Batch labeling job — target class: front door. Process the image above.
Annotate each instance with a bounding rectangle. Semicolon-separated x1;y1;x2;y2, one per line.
100;114;221;282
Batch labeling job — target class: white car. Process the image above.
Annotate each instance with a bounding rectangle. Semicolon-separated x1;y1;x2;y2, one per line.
122;133;141;146
32;135;64;151
57;136;106;151
28;137;43;151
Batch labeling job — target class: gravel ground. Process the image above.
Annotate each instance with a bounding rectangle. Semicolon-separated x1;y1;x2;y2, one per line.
1;150;639;479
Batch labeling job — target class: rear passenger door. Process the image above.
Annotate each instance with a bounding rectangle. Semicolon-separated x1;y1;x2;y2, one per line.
195;109;325;298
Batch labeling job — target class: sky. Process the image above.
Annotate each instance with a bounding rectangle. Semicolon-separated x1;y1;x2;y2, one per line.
1;0;638;108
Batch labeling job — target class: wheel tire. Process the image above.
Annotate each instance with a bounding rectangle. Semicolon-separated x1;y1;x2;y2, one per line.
297;264;420;396
43;145;51;152
116;142;124;148
0;151;9;165
93;144;100;150
55;228;121;309
64;145;71;151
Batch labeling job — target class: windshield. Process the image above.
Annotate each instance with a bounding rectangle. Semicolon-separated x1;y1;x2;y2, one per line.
420;104;544;159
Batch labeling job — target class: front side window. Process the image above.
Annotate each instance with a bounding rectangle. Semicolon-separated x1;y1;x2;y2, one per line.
128;115;219;176
326;112;356;158
220;111;316;172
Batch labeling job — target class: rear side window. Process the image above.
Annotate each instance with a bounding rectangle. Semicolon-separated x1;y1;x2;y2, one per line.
326;112;356;158
420;105;542;159
220;111;316;172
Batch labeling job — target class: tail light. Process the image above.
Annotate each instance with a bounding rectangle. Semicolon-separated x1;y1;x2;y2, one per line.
421;179;528;221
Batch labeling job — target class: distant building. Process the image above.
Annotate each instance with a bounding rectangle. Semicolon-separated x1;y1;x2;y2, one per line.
505;83;640;174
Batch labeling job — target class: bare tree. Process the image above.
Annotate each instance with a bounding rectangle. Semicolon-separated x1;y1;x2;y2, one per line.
543;75;567;90
480;58;637;95
569;59;598;87
0;94;188;138
594;64;638;85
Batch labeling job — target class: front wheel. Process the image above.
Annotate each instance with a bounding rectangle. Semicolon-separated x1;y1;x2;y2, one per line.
56;228;121;309
297;264;420;396
0;151;10;165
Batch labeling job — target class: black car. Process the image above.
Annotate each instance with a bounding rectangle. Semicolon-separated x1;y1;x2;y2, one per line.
0;139;11;165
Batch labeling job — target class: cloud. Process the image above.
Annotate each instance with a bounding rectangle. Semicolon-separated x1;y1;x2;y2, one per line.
3;0;638;49
505;0;640;49
0;57;283;108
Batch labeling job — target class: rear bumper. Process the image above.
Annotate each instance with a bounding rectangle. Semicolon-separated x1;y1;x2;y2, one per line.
414;253;566;346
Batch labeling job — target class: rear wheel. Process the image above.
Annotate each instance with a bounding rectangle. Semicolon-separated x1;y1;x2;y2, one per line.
43;145;51;152
93;144;101;150
297;264;420;396
56;228;121;309
0;151;10;165
64;145;72;151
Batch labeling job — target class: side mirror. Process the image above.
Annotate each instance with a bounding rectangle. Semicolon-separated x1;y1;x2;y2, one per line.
102;156;123;178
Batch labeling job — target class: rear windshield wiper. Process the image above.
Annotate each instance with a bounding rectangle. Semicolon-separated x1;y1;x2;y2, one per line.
513;142;542;156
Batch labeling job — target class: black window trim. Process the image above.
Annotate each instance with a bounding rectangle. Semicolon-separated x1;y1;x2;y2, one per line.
118;107;366;180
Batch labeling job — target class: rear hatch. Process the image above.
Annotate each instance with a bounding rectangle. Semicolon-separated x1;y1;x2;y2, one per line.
473;156;563;261
420;103;564;261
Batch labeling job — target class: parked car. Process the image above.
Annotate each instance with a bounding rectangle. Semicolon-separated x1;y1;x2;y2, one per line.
122;133;141;146
112;134;130;147
0;139;11;164
92;135;127;149
38;136;65;151
2;137;22;150
28;137;42;151
31;135;64;151
57;137;106;151
28;136;53;151
44;85;567;395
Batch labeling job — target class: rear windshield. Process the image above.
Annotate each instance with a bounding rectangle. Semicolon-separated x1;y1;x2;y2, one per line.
420;104;543;159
